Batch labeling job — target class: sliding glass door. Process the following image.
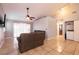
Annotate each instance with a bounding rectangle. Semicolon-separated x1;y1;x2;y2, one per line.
13;22;31;48
13;23;31;38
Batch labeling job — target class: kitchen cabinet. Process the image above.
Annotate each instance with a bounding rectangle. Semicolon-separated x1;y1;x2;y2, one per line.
66;31;74;40
65;21;74;40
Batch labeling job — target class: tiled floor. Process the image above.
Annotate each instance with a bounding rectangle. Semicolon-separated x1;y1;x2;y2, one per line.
20;36;79;55
1;36;79;55
0;37;18;55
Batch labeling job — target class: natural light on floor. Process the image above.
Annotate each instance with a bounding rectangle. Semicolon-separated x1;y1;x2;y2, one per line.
13;23;31;48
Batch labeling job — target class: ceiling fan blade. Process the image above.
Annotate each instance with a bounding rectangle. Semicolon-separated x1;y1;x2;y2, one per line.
31;17;35;19
30;17;35;20
25;7;36;21
36;16;46;20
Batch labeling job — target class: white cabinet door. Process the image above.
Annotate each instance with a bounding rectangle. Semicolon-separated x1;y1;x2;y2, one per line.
74;21;79;41
66;31;74;40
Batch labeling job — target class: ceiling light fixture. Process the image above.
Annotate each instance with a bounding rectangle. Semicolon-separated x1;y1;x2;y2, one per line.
26;8;35;21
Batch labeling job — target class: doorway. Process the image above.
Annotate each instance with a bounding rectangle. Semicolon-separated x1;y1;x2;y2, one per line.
57;21;63;37
59;24;63;35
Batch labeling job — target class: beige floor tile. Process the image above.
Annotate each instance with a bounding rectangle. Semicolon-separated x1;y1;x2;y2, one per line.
63;46;75;53
34;49;48;55
2;35;79;55
33;46;43;51
41;45;53;52
74;44;79;55
61;51;74;55
46;49;62;55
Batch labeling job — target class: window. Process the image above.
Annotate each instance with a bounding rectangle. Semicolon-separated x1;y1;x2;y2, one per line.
13;23;31;38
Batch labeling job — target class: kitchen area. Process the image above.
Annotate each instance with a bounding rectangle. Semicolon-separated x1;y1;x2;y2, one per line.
65;20;79;41
65;21;74;40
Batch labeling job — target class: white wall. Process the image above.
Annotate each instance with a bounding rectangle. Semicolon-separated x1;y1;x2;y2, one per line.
0;28;5;48
47;17;57;39
0;4;4;19
0;4;5;48
5;20;13;37
74;20;79;41
33;17;48;31
33;16;57;40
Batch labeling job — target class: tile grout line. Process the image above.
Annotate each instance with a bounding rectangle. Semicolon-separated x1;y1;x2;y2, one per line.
73;42;79;55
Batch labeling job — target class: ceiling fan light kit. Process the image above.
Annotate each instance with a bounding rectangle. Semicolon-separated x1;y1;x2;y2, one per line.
26;7;35;21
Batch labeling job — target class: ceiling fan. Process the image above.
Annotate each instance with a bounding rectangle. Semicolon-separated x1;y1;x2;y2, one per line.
26;8;35;21
25;8;47;22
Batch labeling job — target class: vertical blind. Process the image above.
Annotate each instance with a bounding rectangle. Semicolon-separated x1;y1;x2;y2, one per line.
13;23;31;37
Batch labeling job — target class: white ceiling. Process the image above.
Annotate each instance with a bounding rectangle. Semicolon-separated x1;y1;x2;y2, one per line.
1;3;67;21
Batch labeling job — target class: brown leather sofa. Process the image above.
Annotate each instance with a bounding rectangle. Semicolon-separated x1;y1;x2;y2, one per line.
17;31;45;53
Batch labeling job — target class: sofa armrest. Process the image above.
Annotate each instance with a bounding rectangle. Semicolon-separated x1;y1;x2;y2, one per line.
17;37;21;43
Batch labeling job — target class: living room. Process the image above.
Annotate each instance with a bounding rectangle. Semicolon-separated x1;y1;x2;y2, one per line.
1;3;79;55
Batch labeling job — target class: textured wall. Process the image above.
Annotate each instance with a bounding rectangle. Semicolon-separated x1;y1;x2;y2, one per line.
33;16;57;40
